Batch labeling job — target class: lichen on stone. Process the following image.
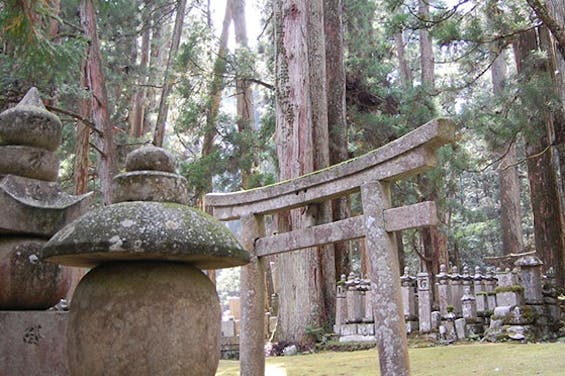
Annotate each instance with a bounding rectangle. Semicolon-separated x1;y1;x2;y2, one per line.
41;201;249;269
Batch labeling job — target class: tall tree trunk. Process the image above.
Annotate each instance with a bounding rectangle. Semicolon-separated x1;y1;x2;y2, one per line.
325;0;351;279
197;0;233;206
233;0;256;190
130;0;152;138
80;0;115;205
395;30;412;91
527;0;565;59
74;62;91;196
393;9;413;275
488;1;523;255
153;0;187;147
544;0;565;287
146;4;167;134
418;0;434;89
417;0;446;277
514;28;564;287
274;0;331;347
308;0;336;329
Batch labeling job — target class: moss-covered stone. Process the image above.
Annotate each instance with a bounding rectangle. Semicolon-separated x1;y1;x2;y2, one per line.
0;145;59;181
0;88;62;151
41;201;249;269
67;261;221;375
0;238;71;309
125;144;176;173
495;285;525;294
0;175;93;236
111;171;189;204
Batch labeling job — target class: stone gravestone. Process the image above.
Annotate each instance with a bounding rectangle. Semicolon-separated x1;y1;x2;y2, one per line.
400;267;418;333
417;272;432;333
449;266;463;315
41;145;250;376
436;264;450;317
0;88;92;375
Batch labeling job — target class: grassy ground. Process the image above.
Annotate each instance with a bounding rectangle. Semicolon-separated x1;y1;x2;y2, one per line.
216;342;565;376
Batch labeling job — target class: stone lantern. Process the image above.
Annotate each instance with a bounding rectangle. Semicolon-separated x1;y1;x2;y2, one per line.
0;88;92;309
41;145;249;376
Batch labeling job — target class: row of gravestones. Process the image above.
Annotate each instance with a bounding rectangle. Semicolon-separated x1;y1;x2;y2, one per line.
0;88;250;376
335;260;561;343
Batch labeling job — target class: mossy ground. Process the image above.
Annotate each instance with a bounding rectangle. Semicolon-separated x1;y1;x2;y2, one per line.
216;342;564;375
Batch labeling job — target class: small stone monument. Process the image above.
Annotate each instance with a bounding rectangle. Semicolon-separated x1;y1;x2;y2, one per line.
400;267;418;333
484;267;498;311
473;266;486;314
461;286;477;319
495;268;523;307
334;274;347;333
346;273;365;323
515;255;544;305
417;271;432;333
436;264;451;317
0;88;92;309
41;145;249;376
461;265;473;294
449;266;463;315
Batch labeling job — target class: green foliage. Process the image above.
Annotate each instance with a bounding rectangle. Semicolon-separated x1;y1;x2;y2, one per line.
0;0;86;108
179;150;222;199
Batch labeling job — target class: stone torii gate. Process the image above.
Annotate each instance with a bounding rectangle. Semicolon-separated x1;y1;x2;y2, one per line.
206;118;455;376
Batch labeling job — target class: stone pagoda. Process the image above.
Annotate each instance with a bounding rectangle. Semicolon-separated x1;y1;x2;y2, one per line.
0;88;92;310
41;144;250;375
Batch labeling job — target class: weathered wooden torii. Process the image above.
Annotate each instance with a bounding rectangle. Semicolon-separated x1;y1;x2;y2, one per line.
205;118;456;376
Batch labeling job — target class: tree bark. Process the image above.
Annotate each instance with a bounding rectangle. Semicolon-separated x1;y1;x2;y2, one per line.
196;0;233;206
540;23;565;287
74;62;91;196
544;0;565;287
153;0;187;147
417;0;446;277
129;0;152;138
309;0;336;330
146;4;168;134
488;1;524;255
514;28;564;287
80;0;115;205
418;0;435;89
395;30;412;90
325;0;351;278
274;0;332;347
527;0;565;60
233;0;257;190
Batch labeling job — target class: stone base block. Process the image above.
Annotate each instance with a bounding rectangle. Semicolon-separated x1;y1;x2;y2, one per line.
405;320;419;334
338;335;376;343
466;323;484;338
357;323;375;336
220;336;240;360
339;323;358;336
0;311;68;376
496;291;523;307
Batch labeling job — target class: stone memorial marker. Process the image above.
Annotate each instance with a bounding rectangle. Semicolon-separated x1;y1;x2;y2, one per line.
41;145;249;376
0;88;92;310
